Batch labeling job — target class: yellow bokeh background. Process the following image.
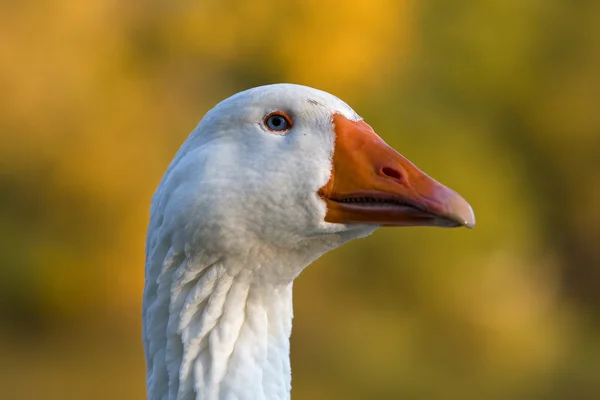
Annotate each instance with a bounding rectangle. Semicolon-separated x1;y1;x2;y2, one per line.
1;0;599;399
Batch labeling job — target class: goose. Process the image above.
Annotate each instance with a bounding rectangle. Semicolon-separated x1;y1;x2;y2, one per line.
143;83;475;400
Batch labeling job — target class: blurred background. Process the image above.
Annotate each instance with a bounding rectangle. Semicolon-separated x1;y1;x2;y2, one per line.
1;0;599;399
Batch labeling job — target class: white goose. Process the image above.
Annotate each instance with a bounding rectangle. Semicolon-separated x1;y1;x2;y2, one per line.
143;84;475;400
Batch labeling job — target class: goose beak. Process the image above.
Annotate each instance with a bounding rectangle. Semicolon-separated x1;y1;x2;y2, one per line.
318;114;475;228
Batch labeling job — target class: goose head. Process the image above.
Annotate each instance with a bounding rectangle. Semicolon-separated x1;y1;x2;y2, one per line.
157;84;474;263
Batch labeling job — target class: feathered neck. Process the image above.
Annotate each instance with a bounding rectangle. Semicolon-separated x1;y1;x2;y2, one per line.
142;178;372;400
144;247;299;400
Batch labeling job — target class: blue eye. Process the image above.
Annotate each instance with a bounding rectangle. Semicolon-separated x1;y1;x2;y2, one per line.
264;112;293;132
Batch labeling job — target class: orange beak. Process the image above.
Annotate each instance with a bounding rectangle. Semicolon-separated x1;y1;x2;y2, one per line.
318;114;475;228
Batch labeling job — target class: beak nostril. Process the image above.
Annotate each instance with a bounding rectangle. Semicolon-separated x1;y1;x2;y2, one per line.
381;167;403;181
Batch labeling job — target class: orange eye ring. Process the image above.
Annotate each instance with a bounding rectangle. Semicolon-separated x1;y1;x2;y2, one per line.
264;111;293;133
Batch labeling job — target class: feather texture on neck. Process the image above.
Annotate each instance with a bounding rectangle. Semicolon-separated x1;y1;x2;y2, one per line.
144;244;298;400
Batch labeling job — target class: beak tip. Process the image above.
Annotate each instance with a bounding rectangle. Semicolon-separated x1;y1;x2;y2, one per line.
445;199;475;229
464;220;476;229
461;205;476;229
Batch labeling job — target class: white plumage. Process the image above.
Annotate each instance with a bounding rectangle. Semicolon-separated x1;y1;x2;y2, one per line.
143;84;474;400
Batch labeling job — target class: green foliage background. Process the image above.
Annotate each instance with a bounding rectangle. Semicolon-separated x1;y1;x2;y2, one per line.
1;0;599;399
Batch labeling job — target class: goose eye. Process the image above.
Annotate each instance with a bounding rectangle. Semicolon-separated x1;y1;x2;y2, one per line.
264;112;293;132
